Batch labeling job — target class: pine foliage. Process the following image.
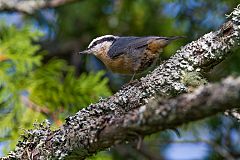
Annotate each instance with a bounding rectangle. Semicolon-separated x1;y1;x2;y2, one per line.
0;24;111;153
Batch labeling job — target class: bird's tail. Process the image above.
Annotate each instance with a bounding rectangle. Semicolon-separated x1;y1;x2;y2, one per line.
155;36;185;47
167;36;186;41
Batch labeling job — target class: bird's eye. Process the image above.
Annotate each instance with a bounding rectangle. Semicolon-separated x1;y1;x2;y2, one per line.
92;42;97;47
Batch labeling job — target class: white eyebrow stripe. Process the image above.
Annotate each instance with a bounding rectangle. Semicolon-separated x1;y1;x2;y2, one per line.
88;35;118;49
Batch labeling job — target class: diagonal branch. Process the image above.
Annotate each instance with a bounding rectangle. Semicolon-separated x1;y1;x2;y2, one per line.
0;0;78;14
96;76;240;158
2;4;240;160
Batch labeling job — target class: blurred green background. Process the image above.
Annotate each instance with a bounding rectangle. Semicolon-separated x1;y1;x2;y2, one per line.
0;0;240;159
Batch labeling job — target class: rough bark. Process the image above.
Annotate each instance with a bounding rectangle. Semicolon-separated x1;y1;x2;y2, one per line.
0;0;77;14
1;4;240;160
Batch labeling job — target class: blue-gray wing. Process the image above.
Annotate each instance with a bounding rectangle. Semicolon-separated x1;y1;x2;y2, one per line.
107;36;163;59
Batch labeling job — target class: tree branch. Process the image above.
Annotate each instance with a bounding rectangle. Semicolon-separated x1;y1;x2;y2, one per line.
99;76;240;145
0;0;78;14
2;4;240;160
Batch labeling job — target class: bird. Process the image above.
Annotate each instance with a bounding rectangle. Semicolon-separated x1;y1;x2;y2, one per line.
79;35;183;75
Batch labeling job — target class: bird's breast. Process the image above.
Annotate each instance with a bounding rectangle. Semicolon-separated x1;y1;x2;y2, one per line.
95;50;136;74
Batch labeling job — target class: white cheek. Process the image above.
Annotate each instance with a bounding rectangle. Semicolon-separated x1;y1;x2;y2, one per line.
93;42;112;53
101;42;112;50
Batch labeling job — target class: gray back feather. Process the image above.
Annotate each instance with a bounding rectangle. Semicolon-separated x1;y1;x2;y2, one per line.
107;36;167;59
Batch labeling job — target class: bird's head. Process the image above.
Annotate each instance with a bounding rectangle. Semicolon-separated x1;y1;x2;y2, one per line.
79;35;118;56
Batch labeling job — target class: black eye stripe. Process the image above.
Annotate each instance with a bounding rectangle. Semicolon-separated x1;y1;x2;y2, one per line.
88;37;116;49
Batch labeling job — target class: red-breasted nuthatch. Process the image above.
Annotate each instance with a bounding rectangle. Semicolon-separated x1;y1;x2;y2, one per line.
79;35;183;74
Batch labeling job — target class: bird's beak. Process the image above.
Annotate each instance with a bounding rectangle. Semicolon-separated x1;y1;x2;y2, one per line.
78;49;91;54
